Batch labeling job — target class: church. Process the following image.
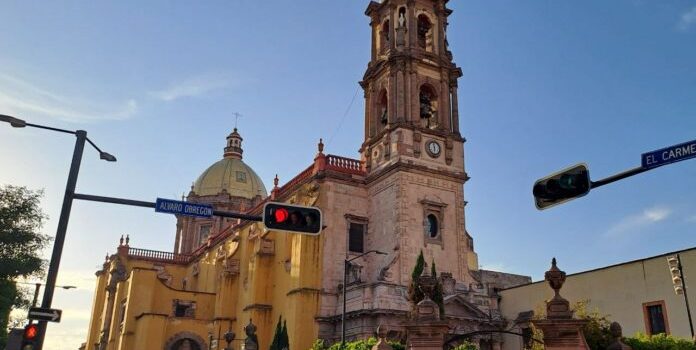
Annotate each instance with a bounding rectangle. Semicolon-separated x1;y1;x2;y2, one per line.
82;1;532;349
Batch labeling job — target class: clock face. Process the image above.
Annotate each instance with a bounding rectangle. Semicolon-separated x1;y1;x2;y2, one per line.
426;140;441;158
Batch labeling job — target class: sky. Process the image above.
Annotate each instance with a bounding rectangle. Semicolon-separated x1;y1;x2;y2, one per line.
1;1;695;348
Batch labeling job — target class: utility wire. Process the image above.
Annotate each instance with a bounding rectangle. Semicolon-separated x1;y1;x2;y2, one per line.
326;85;360;147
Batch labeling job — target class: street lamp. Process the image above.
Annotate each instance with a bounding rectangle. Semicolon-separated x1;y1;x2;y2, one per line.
341;250;387;348
15;282;77;307
1;113;116;349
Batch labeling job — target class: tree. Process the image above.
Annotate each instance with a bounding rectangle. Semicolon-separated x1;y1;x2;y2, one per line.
270;316;290;350
281;319;290;350
430;261;445;318
407;251;426;306
0;185;49;348
270;316;282;350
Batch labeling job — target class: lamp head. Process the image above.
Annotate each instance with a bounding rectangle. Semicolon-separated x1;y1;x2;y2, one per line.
0;114;27;128
100;152;117;162
61;286;77;290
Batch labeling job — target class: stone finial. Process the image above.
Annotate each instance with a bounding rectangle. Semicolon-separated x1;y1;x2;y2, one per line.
544;258;573;319
244;319;259;350
105;253;109;262
607;322;633;350
546;257;566;296
318;138;324;154
271;175;280;200
125;234;130;246
119;235;124;246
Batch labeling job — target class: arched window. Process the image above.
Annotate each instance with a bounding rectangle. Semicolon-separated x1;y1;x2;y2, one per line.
417;14;433;51
379;89;388;125
381;20;390;53
419;84;438;129
426;214;439;238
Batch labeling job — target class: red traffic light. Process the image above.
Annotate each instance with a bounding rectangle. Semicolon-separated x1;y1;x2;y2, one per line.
24;324;38;340
274;207;289;223
263;202;322;235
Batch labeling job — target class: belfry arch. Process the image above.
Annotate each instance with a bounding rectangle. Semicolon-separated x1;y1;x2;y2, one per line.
419;83;438;129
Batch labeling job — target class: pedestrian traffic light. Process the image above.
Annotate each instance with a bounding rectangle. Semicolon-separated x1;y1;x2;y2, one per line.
667;256;684;295
533;163;591;210
21;323;38;350
263;202;322;235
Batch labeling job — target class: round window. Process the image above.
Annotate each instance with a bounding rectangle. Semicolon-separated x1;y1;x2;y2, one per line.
426;214;439;238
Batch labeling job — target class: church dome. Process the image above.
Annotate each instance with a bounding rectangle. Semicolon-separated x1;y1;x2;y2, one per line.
191;128;268;199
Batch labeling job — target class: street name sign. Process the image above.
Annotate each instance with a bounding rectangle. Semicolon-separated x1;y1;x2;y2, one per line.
642;139;696;170
28;307;62;323
155;198;213;218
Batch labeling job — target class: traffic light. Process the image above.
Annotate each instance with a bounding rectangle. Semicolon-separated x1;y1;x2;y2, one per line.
21;323;38;350
533;163;591;210
263;202;322;235
667;255;684;295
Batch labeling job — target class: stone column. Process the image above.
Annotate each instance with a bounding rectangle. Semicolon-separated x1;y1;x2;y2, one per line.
405;298;450;350
450;84;460;134
532;258;590;350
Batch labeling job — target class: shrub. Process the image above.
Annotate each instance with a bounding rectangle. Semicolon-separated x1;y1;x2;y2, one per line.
311;337;404;350
624;332;696;350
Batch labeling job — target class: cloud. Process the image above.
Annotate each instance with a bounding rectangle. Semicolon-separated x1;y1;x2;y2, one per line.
677;6;696;31
606;205;672;236
150;74;231;101
0;73;138;123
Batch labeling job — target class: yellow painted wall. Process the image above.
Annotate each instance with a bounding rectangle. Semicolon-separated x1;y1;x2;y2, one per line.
86;183;324;350
499;249;696;350
84;269;108;349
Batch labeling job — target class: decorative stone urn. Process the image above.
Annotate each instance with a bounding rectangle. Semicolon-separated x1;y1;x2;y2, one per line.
532;258;590;350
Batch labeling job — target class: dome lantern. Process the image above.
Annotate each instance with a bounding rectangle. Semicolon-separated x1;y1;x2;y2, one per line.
224;128;243;159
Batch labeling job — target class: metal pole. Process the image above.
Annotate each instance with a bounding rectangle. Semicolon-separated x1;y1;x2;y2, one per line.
677;254;695;339
32;283;41;307
341;259;348;348
36;130;86;350
590;166;647;189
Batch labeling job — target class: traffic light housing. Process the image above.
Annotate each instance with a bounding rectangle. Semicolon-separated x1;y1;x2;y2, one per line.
263;202;322;235
667;256;684;295
21;323;38;350
533;163;591;210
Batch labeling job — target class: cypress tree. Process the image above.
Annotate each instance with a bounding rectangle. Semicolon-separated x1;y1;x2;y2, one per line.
431;260;445;319
281;319;290;350
270;315;282;350
407;251;426;305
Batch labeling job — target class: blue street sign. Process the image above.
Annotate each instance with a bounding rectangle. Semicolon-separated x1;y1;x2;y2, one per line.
642;139;696;170
155;198;213;218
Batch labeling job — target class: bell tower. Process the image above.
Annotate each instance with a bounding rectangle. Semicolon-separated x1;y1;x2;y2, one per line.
360;0;477;285
361;0;464;173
